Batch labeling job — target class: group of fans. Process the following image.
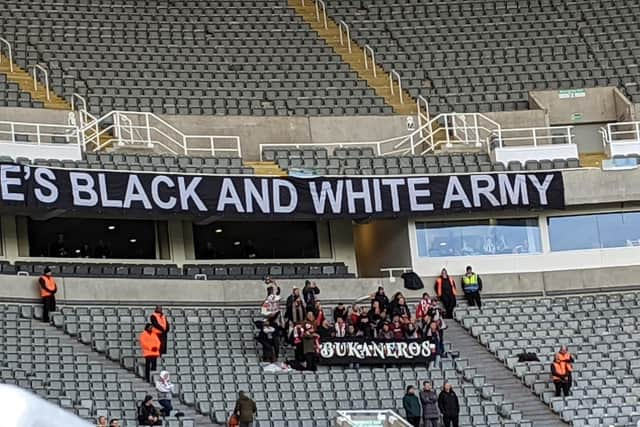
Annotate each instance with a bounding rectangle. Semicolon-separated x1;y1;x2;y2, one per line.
256;266;484;370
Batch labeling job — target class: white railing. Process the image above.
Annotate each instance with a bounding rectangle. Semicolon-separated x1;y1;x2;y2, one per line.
0;121;79;145
338;20;352;53
416;95;431;141
0;37;13;72
363;45;377;77
389;69;404;104
600;121;640;157
315;0;328;29
336;410;412;427
80;110;242;157
490;126;574;148
32;65;50;100
71;93;87;112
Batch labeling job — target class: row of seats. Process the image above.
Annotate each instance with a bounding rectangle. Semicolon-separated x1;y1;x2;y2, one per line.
0;261;353;279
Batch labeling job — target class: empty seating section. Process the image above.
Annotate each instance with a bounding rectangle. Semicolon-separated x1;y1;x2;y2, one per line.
455;293;640;427
0;73;42;108
52;304;528;427
262;147;580;175
0;0;391;116
324;0;637;114
0;261;353;280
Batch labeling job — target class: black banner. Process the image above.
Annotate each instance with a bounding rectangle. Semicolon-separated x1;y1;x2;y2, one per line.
318;337;433;365
0;163;565;219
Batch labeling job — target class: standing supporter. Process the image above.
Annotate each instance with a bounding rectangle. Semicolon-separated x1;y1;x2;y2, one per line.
108;420;119;427
334;317;347;337
38;267;58;323
314;302;326;328
556;345;575;384
150;305;170;356
96;416;107;427
285;289;306;327
368;300;384;325
358;315;375;339
415;293;434;322
302;324;320;371
405;318;419;339
425;321;444;357
264;277;280;297
333;302;349;322
155;371;178;417
379;323;394;340
388;292;405;315
461;266;483;308
234;391;257;427
420;382;440;427
261;292;282;327
317;319;332;339
391;296;411;319
435;268;457;319
438;383;460;427
372;287;390;311
303;280;320;311
350;304;362;326
402;385;421;427
140;323;161;382
391;317;404;339
551;354;571;397
292;323;305;362
257;320;279;363
137;395;162;426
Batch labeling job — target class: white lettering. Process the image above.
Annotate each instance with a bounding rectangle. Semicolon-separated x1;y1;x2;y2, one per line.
470;175;500;207
123;175;152;209
273;179;297;213
345;179;372;213
0;164;24;201
498;174;529;205
381;178;404;212
98;173;123;208
309;181;343;214
178;177;207;211
151;175;176;210
407;177;434;211
217;178;244;212
372;178;382;212
528;174;555;205
443;176;471;209
70;172;98;207
34;168;58;203
244;178;270;213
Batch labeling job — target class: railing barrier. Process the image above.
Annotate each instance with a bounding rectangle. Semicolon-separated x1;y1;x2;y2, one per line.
32;65;50;100
338;20;351;53
389;69;403;104
0;37;13;72
315;0;328;29
363;45;377;77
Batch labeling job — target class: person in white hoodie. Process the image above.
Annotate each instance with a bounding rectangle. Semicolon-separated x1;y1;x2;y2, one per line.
155;371;177;417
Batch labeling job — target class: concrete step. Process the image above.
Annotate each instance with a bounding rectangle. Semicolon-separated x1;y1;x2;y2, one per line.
447;321;567;426
33;319;220;426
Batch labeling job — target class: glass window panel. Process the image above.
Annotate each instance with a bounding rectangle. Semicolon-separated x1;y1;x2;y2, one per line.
415;218;541;257
549;211;640;251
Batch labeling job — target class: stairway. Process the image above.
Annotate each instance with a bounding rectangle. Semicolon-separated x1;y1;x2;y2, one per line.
578;152;606;168
244;161;288;176
0;54;70;110
288;0;417;115
38;316;219;426
447;320;567;426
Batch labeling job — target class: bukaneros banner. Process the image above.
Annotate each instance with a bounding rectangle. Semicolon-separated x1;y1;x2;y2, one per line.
0;162;565;219
319;337;434;365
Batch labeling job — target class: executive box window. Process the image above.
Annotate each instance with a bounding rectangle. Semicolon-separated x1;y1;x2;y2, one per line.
194;221;319;259
28;218;157;259
549;211;640;251
416;218;541;257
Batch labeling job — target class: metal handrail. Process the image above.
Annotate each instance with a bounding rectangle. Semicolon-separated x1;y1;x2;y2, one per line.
416;95;430;141
0;37;13;72
490;126;574;148
71;93;87;112
315;0;328;29
32;65;50;100
0;121;79;145
389;69;403;104
338;20;352;53
363;45;377;77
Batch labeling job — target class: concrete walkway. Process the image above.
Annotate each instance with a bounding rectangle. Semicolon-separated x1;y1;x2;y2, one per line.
447;320;567;426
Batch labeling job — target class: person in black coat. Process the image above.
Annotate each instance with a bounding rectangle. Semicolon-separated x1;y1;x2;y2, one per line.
438;383;460;427
257;320;279;363
138;395;162;426
303;280;320;312
372;287;390;312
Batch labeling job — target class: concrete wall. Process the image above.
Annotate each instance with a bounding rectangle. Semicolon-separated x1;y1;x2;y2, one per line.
160;114;412;161
613;88;636;122
573;123;605;153
562;168;640;206
3;264;640;304
530;87;619;125
483;109;547;129
329;220;358;275
0;107;71;124
352;219;412;277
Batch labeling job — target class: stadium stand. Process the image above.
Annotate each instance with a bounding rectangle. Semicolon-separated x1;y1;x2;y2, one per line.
0;73;42;108
0;261;354;280
47;303;532;427
0;0;393;116
323;0;636;114
455;293;640;427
